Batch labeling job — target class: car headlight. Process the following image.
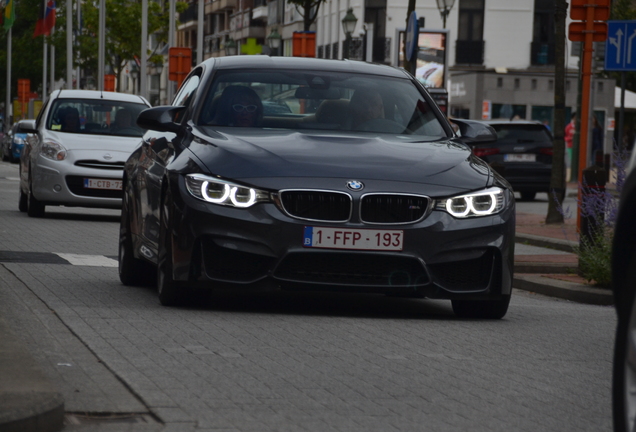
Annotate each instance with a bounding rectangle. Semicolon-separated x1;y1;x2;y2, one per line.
41;140;67;161
13;136;25;145
185;173;271;208
435;187;505;218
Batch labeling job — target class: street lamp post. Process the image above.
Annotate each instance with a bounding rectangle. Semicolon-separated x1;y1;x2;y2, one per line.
436;0;455;29
341;8;358;59
130;64;139;95
267;28;282;56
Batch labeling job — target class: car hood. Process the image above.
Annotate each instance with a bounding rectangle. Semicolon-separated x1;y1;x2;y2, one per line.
45;130;142;153
189;128;492;192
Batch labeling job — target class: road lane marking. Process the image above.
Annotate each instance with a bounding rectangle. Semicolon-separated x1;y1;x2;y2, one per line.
55;253;118;267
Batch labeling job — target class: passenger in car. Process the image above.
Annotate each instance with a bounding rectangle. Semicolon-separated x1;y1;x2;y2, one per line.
350;91;384;130
213;86;263;127
111;109;133;132
60;108;81;132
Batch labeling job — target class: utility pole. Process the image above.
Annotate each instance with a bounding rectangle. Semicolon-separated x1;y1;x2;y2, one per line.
546;0;568;224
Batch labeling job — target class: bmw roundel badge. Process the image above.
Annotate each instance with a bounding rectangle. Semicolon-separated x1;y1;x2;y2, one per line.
347;180;364;191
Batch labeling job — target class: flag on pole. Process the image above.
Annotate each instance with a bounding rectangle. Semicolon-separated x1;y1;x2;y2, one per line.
33;0;56;37
3;0;15;32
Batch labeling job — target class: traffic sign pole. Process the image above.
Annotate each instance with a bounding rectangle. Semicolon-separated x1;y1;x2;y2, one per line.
568;0;609;231
576;4;595;231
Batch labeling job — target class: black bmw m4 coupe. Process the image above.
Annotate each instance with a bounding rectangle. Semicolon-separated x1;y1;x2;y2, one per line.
119;55;515;318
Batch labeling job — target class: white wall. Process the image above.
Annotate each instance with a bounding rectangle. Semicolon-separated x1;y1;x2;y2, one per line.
315;0;581;70
482;0;534;69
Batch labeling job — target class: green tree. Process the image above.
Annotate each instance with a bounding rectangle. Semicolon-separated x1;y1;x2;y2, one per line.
287;0;327;32
77;0;187;92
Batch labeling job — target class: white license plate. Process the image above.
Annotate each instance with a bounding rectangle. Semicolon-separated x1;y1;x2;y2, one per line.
83;178;123;190
504;153;536;162
303;226;404;251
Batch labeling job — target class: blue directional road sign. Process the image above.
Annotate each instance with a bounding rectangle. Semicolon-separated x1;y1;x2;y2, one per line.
605;20;636;71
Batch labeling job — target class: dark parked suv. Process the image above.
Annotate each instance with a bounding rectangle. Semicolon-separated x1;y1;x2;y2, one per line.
467;120;553;201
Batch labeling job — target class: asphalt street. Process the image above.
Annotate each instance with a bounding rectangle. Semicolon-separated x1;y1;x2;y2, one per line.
0;160;616;432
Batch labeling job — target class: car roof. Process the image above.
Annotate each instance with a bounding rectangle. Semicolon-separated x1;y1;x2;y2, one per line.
201;56;410;80
49;89;150;105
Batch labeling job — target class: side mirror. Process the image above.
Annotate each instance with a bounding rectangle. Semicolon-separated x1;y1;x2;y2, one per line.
17;120;37;134
450;119;498;145
136;106;186;134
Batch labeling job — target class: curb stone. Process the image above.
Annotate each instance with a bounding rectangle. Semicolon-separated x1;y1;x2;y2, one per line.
513;274;613;306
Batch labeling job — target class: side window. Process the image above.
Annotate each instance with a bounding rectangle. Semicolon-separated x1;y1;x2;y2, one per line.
171;71;201;124
172;73;201;108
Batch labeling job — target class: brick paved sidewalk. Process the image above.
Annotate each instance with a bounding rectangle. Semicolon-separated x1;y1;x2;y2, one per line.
515;212;577;243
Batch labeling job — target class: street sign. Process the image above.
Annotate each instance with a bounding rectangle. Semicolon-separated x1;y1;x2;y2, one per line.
405;11;418;62
568;22;608;42
605;21;636;71
570;0;610;21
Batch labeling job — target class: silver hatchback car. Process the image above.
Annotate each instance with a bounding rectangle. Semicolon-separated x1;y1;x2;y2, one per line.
18;89;151;217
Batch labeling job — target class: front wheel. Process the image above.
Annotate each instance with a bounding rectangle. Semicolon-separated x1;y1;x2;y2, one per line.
119;195;155;286
18;187;28;212
451;295;511;319
27;178;45;217
519;191;536;201
156;194;183;306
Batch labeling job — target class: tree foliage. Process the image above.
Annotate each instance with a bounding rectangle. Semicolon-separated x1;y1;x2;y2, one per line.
287;0;327;32
77;0;187;92
0;0;186;106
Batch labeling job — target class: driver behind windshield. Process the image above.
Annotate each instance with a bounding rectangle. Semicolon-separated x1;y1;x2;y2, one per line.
350;91;385;130
112;109;133;131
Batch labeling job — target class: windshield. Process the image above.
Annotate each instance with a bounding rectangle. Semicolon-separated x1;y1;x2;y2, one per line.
199;69;446;138
47;99;148;137
491;124;553;145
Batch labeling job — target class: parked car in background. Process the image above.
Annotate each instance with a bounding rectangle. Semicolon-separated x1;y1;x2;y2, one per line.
18;89;151;217
464;120;553;201
612;149;636;432
119;55;515;318
2;120;30;163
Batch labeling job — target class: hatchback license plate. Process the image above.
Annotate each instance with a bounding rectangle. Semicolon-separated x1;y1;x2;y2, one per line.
504;153;536;162
303;226;403;251
84;178;123;190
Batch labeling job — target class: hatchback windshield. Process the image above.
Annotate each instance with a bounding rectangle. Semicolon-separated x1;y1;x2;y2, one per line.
199;70;446;138
47;99;148;137
490;124;552;145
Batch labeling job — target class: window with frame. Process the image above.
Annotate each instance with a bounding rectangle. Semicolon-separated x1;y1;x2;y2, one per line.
198;69;447;138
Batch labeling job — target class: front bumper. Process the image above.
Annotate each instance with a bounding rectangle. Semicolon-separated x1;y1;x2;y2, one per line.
31;153;125;209
166;179;515;300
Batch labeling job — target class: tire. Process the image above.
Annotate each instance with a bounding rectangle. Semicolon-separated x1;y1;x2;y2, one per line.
27;178;45;217
119;194;156;286
18;187;28;212
2;149;8;162
156;193;183;306
613;254;636;432
451;295;511;319
520;191;536;201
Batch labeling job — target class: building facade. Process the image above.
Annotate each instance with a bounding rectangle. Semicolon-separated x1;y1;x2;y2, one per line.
170;0;616;156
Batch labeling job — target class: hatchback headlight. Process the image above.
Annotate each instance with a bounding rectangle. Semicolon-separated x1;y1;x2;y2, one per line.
435;187;505;218
41;140;67;161
185;174;271;208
